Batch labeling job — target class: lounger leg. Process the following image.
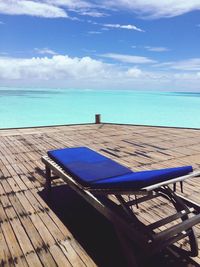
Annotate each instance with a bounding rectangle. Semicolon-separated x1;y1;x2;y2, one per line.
169;190;198;257
188;229;198;257
45;165;52;191
159;186;199;257
114;225;138;267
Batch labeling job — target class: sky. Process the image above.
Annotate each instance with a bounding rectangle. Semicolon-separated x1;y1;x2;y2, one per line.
0;0;200;91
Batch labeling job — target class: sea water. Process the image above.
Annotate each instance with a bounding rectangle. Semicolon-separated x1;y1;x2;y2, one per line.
0;88;200;129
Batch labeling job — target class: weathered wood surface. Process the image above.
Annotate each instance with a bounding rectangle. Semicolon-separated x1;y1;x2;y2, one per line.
1;123;200;266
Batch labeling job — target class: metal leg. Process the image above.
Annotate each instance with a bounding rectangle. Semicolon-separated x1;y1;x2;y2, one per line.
117;188;199;257
45;165;51;191
188;229;198;257
158;186;198;257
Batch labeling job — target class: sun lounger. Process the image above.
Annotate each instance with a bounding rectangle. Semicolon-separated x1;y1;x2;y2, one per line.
42;147;200;265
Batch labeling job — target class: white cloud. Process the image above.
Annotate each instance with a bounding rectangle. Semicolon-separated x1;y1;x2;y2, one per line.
171;58;200;71
0;55;108;80
0;21;4;24
87;21;144;32
0;0;107;18
34;48;58;55
1;0;200;19
126;67;142;77
46;0;106;17
157;58;200;71
174;72;200;79
144;46;169;52
76;10;107;17
0;0;68;18
101;53;156;64
131;45;169;51
100;0;200;19
88;31;102;34
45;0;92;9
1;55;200;91
103;23;144;32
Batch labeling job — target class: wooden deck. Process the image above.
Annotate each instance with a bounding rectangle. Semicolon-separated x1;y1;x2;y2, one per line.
1;123;200;266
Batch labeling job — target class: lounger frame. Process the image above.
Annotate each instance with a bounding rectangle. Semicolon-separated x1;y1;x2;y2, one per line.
42;155;200;266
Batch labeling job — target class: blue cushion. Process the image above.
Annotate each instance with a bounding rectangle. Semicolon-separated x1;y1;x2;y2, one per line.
91;166;193;189
48;147;132;186
47;147;193;189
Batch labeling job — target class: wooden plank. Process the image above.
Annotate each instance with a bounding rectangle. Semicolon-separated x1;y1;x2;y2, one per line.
23;190;88;266
4;201;45;266
0;208;29;266
32;189;95;266
0;224;14;267
1;123;200;265
0;180;63;267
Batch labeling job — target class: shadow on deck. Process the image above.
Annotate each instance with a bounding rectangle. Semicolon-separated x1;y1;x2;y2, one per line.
39;185;199;267
1;123;200;266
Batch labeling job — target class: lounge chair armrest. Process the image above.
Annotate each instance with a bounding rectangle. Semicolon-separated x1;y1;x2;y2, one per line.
143;171;200;192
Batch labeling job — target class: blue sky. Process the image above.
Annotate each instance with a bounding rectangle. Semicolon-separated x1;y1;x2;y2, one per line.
0;1;200;91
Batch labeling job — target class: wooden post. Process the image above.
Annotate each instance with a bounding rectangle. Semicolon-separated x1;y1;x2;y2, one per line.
95;114;101;124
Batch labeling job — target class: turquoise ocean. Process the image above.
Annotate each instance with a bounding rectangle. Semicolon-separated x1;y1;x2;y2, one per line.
0;88;200;129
